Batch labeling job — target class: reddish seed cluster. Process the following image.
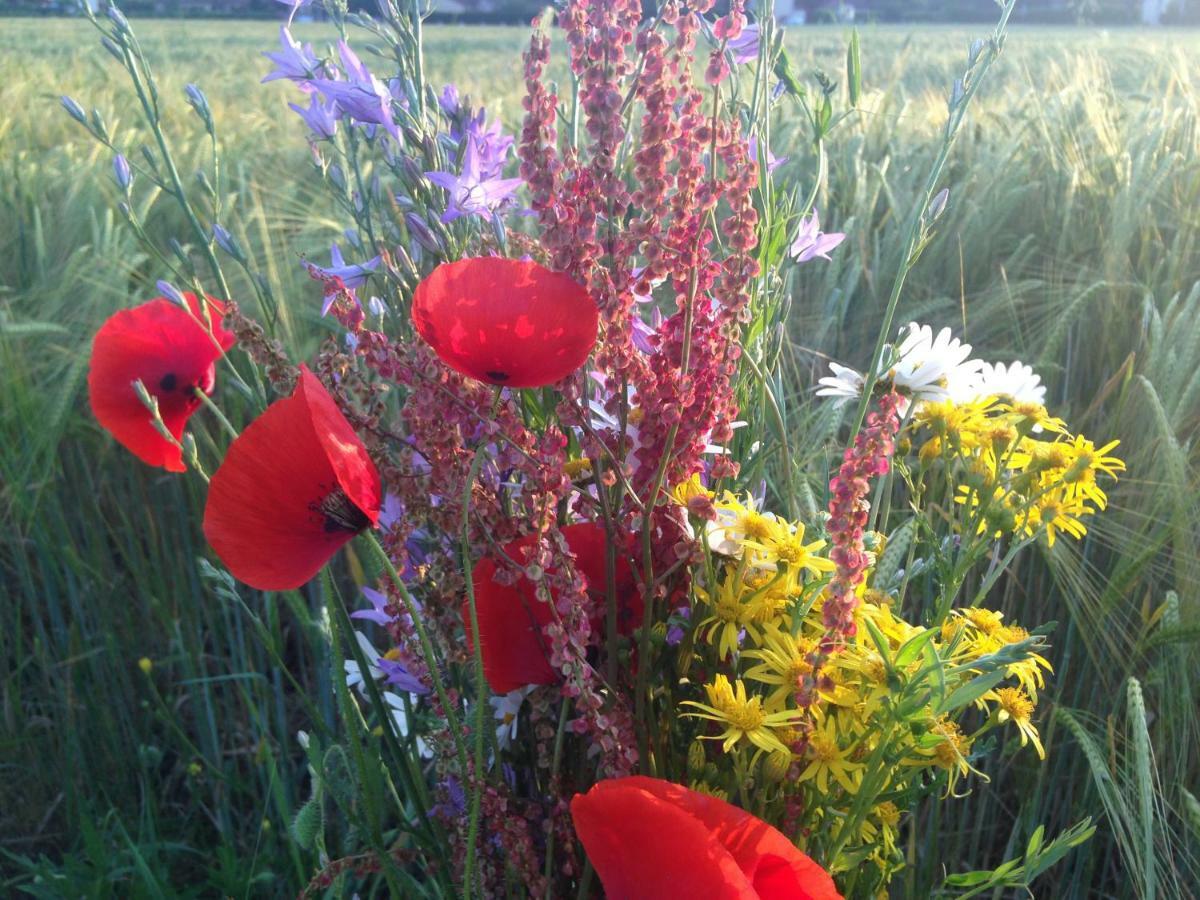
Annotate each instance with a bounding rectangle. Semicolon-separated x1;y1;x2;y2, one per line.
796;391;904;711
521;0;758;500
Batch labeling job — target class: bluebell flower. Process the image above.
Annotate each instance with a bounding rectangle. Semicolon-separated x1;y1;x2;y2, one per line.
748;135;787;174
433;777;466;818
262;26;319;84
351;586;392;627
60;96;88;124
438;83;460;117
345;630;429;696
288;90;339;139
378;492;404;530
425;134;523;223
727;23;760;65
309;243;380;301
112;154;132;191
461;112;514;181
212;223;239;257
312;41;399;140
789;209;846;263
155;280;188;307
273;0;313;26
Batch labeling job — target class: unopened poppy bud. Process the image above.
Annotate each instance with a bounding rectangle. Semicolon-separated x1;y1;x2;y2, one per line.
687;740;706;777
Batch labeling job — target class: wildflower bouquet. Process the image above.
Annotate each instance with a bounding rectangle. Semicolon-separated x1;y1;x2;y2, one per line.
68;0;1118;895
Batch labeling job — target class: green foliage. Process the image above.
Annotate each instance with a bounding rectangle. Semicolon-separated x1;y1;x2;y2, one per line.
1;15;1197;898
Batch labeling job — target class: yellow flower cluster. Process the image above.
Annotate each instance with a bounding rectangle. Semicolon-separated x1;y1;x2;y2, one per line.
673;488;1055;890
910;398;1123;546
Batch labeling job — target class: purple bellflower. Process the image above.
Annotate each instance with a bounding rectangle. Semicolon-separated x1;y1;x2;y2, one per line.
426;133;523;223
289;89;339;139
262;26;319;83
311;41;399;140
728;23;760;65
789;209;846;263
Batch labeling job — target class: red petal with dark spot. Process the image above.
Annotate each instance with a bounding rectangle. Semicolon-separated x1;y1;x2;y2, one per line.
464;522;641;694
412;257;598;389
571;777;842;900
203;366;381;591
88;294;234;472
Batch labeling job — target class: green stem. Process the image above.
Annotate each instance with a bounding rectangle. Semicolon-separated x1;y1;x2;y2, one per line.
193;387;239;441
460;447;490;900
850;0;1016;439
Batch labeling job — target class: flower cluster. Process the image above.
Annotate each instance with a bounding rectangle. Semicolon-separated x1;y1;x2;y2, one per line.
72;1;1124;896
672;483;1055;889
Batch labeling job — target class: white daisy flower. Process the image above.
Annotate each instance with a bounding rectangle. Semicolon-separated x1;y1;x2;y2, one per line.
889;322;984;405
963;360;1045;405
383;691;433;758
816;362;867;402
490;685;536;751
344;631;385;691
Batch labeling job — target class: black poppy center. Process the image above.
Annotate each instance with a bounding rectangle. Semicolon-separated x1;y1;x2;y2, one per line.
160;373;179;391
313;487;371;534
485;370;509;383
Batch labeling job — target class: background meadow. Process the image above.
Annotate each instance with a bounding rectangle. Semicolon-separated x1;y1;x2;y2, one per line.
2;15;1198;897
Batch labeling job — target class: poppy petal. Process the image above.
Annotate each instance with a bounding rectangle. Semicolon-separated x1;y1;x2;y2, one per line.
88;295;234;472
412;257;598;388
464;522;641;694
571;777;842;900
571;777;760;899
467;555;558;694
203;366;381;590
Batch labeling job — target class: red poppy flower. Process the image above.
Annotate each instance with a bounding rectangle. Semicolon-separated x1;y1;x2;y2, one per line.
464;522;641;694
571;776;842;900
203;366;382;591
88;294;234;472
412;257;598;388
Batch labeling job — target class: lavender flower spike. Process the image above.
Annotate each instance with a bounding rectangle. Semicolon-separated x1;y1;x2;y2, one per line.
262;26;319;84
789;209;846;263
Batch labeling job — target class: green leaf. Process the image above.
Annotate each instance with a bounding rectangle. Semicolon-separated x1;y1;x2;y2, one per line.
772;47;807;100
938;669;1006;714
846;29;862;106
895;626;938;669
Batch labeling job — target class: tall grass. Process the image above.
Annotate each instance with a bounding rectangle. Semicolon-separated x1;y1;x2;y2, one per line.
1;17;1197;897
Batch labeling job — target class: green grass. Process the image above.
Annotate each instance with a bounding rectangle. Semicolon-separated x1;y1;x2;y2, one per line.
2;16;1198;897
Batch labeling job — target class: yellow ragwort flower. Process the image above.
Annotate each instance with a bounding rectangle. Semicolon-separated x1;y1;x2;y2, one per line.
682;674;803;757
